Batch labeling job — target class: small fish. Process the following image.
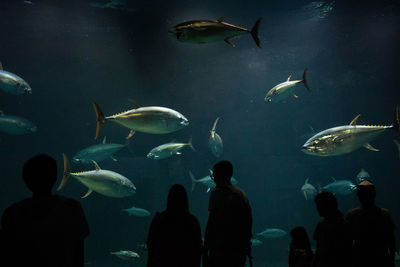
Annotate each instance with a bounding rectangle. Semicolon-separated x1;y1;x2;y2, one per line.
302;106;400;156
394;139;400;160
301;178;317;200
257;228;287;239
323;178;356;195
92;100;189;140
0;62;32;95
147;137;195;159
169;17;262;48
73;136;125;164
57;154;136;198
110;250;140;260
122;206;150;217
356;168;370;183
189;170;238;193
251;238;263;247
209;117;223;158
265;69;310;103
0;111;37;135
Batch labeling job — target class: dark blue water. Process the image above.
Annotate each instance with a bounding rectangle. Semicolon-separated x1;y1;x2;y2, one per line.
1;0;399;266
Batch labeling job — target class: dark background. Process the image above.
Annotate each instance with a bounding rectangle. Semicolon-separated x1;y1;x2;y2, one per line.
0;0;399;265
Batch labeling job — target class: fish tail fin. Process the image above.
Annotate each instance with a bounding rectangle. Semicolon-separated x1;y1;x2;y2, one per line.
393;105;400;136
189;171;196;192
188;136;196;152
92;102;105;140
302;68;311;91
57;153;71;191
250;18;262;48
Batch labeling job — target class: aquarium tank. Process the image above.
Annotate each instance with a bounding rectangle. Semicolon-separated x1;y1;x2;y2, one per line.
0;0;399;266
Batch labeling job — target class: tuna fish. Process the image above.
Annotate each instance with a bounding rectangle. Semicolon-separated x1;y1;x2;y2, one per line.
169;17;262;48
93;100;189;140
302;106;400;156
209;117;223;158
57;154;136;198
147;137;195;159
301;178;317;200
72;136;125;164
265;69;310;103
322;178;356;195
0;62;32;95
189;170;238;193
110;250;140;260
122;206;150;217
0;111;37;135
356;168;370;183
257;228;287;239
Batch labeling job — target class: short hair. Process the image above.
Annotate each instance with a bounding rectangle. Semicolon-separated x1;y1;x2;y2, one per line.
213;160;233;183
357;180;376;205
315;191;338;212
22;154;57;194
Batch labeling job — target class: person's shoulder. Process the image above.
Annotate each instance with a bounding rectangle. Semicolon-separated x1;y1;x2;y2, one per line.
346;207;361;217
3;198;33;213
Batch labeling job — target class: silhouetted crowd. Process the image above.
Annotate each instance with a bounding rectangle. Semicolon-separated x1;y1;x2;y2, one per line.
0;154;396;267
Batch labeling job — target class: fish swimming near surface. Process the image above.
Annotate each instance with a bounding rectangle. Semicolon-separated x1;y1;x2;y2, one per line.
394;139;400;160
147;137;195;159
92;100;189;140
0;111;37;135
0;62;32;95
257;228;287;239
189;170;238;193
57;154;136;198
209;117;223;157
302;106;400;156
322;178;356;195
169;17;262;48
122;206;150;217
110;250;140;260
301;178;317;200
73;136;126;164
265;69;310;103
356;168;370;183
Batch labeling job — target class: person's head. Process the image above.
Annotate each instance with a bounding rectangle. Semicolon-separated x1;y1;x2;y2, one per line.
167;184;189;214
22;154;57;196
212;160;233;186
314;191;338;218
290;226;311;249
357;180;376;207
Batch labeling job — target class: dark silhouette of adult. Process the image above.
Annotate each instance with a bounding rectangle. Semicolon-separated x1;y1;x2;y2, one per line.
0;154;90;267
203;161;253;267
346;181;396;267
312;192;352;267
146;184;202;267
289;226;313;267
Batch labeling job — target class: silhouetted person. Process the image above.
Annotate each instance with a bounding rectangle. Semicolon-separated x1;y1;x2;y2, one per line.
312;192;352;267
0;154;89;267
203;161;252;267
146;184;202;267
346;181;395;267
289;226;313;267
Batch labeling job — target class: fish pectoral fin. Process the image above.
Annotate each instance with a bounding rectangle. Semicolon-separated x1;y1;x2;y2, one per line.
293;94;299;99
350;114;361;126
92;160;101;170
224;38;236;47
303;191;308;200
206;188;211;193
111;156;118;161
126;130;135;139
81;188;93;198
364;143;379;152
217;16;226;23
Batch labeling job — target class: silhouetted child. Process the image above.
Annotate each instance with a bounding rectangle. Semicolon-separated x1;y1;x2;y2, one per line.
146;184;202;267
312;192;352;267
0;154;89;267
289;226;313;267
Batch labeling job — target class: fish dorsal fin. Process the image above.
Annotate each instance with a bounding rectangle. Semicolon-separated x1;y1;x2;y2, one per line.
350;114;361;126
209;169;213;175
102;136;107;144
126;130;135;140
287;74;292;81
92;160;101;170
0;62;3;70
212;117;220;132
128;98;140;109
364;143;379;152
81;188;93;199
331;177;336;182
217;17;225;23
305;178;309;184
